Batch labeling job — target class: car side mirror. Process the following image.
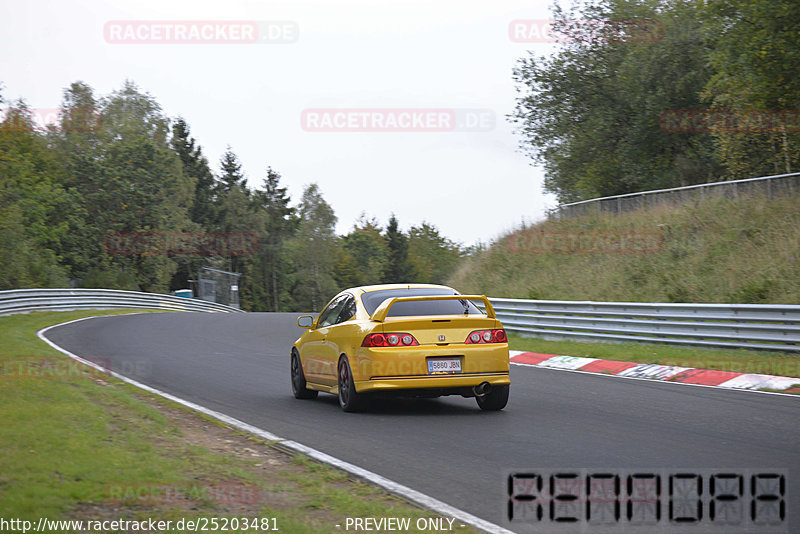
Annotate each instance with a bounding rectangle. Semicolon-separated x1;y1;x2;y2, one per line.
297;315;314;328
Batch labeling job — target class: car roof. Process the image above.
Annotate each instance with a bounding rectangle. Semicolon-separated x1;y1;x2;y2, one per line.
349;283;456;294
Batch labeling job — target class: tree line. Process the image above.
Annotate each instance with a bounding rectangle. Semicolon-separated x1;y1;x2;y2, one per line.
511;0;800;203
0;80;464;311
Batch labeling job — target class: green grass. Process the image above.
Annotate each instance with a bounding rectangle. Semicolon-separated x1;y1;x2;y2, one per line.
508;333;800;379
0;310;479;533
450;194;800;303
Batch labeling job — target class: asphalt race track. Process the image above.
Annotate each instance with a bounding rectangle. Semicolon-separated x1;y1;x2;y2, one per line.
44;312;800;532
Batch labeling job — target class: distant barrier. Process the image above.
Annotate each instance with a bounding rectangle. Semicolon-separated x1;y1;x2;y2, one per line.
4;289;797;352
548;172;800;220
0;288;244;316
489;298;800;352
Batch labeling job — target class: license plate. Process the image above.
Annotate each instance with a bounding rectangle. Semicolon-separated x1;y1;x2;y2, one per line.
427;357;462;374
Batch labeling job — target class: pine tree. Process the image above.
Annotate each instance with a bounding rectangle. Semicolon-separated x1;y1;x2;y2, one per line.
171;117;218;228
338;214;388;287
254;167;297;311
219;147;247;193
288;183;338;310
408;222;462;284
383;215;416;283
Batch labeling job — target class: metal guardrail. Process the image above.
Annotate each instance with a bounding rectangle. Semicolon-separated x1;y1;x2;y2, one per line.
4;289;797;352
0;288;245;316
548;172;800;220
489;298;800;352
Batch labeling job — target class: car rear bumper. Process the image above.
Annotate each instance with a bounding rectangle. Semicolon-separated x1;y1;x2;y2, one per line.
354;371;510;394
353;343;509;380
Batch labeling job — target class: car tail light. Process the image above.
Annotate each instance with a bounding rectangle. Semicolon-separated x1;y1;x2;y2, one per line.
362;333;419;347
465;329;507;344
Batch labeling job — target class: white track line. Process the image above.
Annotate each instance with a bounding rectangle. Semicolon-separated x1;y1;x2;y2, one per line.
37;316;514;534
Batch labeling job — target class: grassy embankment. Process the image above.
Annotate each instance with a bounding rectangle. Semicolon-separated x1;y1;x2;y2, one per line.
450;194;800;378
0;310;476;533
451;194;799;303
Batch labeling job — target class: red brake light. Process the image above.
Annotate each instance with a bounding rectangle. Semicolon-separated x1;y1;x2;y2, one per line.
362;333;419;347
362;333;387;347
465;329;507;344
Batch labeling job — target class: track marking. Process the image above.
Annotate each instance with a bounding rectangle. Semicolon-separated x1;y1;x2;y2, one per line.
510;351;800;398
37;315;514;534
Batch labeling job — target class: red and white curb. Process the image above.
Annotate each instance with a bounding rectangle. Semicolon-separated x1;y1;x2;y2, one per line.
509;351;800;394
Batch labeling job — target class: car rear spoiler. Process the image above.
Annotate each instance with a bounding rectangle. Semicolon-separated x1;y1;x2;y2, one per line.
369;295;496;322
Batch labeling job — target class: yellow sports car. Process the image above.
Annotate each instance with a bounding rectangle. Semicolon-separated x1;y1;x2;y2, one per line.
291;284;510;412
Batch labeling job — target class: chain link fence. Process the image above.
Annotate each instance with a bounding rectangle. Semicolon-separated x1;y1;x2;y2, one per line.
195;267;242;309
548;172;800;220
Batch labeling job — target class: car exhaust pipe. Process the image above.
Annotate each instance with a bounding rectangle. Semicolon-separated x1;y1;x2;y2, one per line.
473;382;492;397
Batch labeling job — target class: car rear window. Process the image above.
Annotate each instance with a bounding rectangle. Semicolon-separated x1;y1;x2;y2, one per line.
360;288;482;317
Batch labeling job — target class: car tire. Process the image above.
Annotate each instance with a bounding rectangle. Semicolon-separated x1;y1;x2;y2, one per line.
291;351;318;400
338;357;367;412
476;384;509;411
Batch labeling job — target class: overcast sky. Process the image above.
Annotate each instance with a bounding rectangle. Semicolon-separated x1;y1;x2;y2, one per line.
0;0;560;246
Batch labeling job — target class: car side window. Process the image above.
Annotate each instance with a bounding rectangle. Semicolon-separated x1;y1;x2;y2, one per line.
317;296;346;327
335;296;356;324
